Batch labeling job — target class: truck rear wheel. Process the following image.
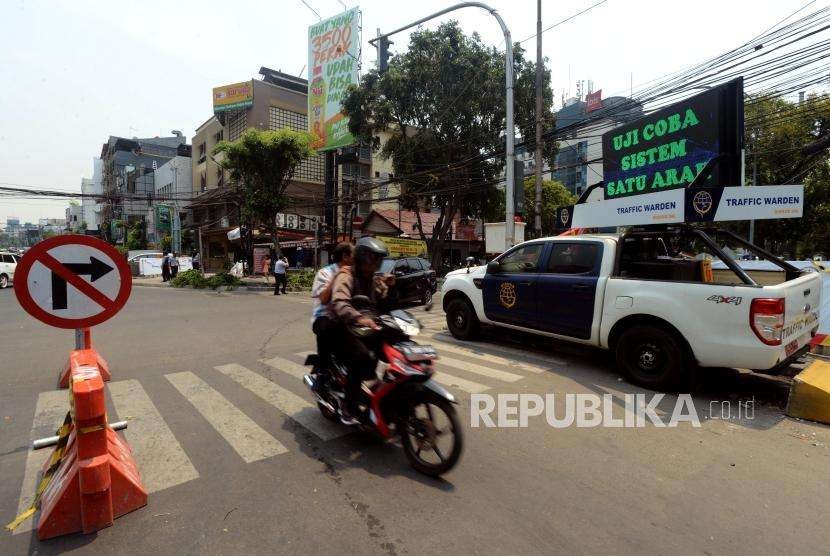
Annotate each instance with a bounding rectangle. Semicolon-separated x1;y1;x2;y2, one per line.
446;298;480;340
615;325;687;391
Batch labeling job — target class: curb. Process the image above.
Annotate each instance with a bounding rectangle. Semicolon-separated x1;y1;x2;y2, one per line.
131;281;310;295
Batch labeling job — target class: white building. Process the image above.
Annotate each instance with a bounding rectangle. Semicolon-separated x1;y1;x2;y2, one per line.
80;157;104;231
153;155;192;252
66;203;83;232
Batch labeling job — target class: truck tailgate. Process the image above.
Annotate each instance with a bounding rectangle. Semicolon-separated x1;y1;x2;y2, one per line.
776;272;821;357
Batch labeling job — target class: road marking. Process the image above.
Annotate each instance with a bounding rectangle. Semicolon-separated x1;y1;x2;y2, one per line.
428;341;546;374
426;331;567;367
109;379;200;492
14;390;67;535
261;355;307;379
214;363;345;441
437;356;524;382
165;372;288;463
432;371;490;394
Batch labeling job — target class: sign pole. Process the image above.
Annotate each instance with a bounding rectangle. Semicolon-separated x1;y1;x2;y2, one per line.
75;329;83;350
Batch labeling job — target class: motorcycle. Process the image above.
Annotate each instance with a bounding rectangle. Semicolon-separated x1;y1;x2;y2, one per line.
303;297;463;477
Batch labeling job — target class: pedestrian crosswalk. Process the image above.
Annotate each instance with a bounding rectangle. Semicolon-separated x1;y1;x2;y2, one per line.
12;335;561;527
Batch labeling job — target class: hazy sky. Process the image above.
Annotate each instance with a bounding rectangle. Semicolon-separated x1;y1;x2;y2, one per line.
0;0;821;223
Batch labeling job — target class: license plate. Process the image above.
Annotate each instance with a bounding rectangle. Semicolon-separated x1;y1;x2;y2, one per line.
785;339;799;357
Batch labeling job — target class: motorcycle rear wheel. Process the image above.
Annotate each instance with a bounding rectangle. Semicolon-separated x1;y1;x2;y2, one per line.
400;393;463;476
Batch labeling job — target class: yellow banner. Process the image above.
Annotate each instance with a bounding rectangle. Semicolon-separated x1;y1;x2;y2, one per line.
213;80;254;112
377;236;427;258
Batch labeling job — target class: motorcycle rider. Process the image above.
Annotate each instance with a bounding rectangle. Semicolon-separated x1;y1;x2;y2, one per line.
328;236;397;424
310;242;354;375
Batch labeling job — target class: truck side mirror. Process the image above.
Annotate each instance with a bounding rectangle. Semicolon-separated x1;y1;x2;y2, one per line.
486;261;501;274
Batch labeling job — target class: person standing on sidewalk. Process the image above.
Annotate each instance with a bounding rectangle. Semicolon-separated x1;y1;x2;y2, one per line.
169;252;180;279
161;252;171;282
192;251;201;272
273;255;289;295
262;252;273;285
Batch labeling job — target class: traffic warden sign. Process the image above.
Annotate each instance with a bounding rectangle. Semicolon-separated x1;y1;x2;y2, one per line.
14;235;132;328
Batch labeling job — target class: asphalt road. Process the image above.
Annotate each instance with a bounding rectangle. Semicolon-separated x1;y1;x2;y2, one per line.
1;286;829;555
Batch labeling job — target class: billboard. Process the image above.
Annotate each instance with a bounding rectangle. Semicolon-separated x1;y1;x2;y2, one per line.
213;80;254;113
155;204;172;235
377;235;427;258
602;78;743;200
585;89;602;113
555;185;803;229
308;7;360;151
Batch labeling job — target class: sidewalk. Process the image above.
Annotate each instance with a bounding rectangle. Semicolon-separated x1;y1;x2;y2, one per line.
132;273;301;292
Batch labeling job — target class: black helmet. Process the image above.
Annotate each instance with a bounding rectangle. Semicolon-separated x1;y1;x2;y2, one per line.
355;236;389;258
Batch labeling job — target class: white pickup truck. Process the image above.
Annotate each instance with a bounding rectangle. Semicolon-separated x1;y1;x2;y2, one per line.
441;226;821;390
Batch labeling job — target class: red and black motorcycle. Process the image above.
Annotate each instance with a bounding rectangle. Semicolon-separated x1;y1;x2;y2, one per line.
303;302;463;477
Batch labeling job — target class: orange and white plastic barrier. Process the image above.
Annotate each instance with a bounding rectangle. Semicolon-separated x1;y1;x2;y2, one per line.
8;350;148;539
58;329;111;388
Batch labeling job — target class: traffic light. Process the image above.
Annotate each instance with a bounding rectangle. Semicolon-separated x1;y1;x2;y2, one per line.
378;36;393;73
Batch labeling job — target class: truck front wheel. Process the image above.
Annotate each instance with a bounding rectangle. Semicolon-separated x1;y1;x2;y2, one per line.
615;325;687;391
446;298;480;340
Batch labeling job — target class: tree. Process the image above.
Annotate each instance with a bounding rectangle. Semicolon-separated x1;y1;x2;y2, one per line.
745;93;830;258
485;178;575;236
213;128;315;262
342;21;556;266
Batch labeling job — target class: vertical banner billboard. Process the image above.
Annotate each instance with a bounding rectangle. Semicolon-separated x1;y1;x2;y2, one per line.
308;7;360;151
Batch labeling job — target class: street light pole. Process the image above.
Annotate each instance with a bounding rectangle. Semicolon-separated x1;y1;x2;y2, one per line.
370;2;515;251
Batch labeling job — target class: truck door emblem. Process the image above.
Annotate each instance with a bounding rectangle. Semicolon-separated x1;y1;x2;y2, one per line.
560;209;570;226
692;191;713;216
499;282;517;309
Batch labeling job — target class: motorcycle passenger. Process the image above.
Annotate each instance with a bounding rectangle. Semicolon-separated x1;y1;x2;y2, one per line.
310;242;354;375
328;236;397;425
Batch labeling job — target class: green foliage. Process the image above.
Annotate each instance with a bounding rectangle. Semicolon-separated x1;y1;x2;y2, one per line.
160;234;172;253
170;270;243;289
207;272;243;289
485;178;575;236
213;128;315;236
341;21;556;264
745;93;830;257
125;221;146;251
287;270;315;291
170;269;209;288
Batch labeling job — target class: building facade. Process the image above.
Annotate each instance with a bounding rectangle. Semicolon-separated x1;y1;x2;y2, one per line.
99;133;189;240
552;95;643;197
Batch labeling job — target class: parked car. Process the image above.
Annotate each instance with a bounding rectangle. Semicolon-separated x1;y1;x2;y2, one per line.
441;227;821;391
380;257;437;305
0;251;21;288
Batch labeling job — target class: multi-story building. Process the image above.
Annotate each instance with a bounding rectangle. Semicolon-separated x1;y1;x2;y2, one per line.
152;155;192;252
189;67;328;270
99;132;189;239
552;94;643;197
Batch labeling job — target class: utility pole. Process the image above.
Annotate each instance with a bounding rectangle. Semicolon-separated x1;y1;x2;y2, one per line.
370;2;514;250
533;0;543;237
749;152;757;243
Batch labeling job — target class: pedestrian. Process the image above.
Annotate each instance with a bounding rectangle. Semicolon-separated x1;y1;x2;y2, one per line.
262;252;272;285
169;252;180;278
273;255;289;295
192;251;201;272
161;252;171;282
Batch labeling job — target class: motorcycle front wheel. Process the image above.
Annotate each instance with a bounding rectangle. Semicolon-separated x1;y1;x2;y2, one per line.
400;393;463;477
